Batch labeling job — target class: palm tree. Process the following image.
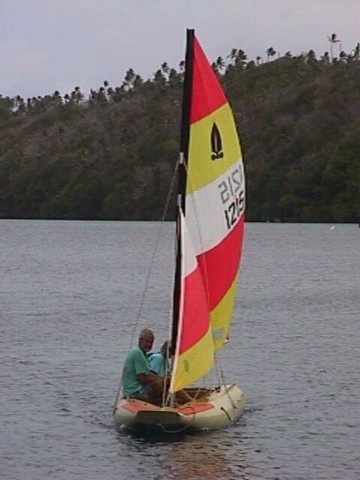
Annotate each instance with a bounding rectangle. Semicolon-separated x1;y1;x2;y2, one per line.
306;50;316;64
15;95;25;113
321;51;330;64
71;86;83;104
215;56;225;72
266;47;276;62
327;33;340;61
153;69;166;86
227;48;238;65
161;62;170;78
123;68;136;90
339;50;347;62
353;42;360;60
234;49;247;69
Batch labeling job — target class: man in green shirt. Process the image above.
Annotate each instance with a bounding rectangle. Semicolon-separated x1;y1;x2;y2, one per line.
121;328;167;402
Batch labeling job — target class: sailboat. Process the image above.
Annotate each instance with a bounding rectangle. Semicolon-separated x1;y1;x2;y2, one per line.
113;29;246;432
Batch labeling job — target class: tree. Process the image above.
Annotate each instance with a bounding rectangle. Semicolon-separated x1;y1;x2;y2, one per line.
327;33;340;61
227;48;238;65
153;69;166;87
339;51;348;63
168;68;182;88
352;43;360;61
306;50;317;64
71;86;83;104
0;95;14;119
2;41;360;223
122;68;136;90
161;62;170;77
321;51;330;64
234;49;247;69
215;56;225;72
266;47;276;62
133;75;143;89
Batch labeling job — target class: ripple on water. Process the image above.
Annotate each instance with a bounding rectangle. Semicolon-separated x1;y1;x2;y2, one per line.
1;221;359;479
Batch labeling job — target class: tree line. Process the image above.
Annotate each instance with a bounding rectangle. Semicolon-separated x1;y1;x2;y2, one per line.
0;36;359;222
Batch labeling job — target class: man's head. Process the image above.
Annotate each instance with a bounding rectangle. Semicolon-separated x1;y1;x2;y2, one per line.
138;328;154;353
160;340;173;357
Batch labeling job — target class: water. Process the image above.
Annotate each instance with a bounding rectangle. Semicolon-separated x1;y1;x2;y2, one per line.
1;220;359;479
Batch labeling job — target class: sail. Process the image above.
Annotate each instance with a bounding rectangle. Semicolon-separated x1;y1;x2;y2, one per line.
170;30;245;393
170;210;214;393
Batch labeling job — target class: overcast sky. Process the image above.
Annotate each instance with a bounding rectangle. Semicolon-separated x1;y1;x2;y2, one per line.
1;0;359;99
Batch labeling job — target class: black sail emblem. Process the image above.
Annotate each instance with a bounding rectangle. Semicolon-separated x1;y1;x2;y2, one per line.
210;122;224;160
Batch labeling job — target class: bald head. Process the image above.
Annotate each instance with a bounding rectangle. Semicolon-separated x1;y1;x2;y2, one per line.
138;328;154;353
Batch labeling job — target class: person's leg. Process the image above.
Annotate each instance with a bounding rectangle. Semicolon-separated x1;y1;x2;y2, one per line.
175;389;194;404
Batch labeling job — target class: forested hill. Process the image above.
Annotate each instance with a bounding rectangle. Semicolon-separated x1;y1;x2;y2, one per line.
1;48;359;222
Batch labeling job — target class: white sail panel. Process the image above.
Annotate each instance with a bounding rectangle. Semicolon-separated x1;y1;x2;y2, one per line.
185;160;245;254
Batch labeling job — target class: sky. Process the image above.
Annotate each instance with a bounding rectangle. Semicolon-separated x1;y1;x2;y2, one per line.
1;0;359;99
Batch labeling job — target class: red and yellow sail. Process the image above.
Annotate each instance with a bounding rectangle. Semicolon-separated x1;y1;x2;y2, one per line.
170;31;245;393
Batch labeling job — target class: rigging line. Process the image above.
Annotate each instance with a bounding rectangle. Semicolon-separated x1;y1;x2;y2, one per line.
133;159;179;339
113;160;179;407
224;384;237;410
214;354;224;386
218;361;228;388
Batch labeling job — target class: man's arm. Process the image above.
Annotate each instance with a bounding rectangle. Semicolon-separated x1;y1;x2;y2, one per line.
137;371;161;385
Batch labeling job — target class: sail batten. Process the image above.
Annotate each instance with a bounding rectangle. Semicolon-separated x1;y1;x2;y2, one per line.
170;29;245;393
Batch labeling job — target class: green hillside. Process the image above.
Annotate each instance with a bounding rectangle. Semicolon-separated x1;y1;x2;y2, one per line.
1;47;359;222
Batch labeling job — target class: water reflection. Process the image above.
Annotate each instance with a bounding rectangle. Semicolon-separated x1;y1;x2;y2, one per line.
120;428;248;480
166;431;248;479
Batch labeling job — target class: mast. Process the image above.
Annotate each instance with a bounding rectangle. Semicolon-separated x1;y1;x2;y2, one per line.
179;28;194;209
171;29;194;352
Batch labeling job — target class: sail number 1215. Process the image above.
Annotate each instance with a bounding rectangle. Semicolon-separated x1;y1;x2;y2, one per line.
218;167;245;229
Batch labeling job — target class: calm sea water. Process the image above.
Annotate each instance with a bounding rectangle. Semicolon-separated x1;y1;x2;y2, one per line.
1;220;359;480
